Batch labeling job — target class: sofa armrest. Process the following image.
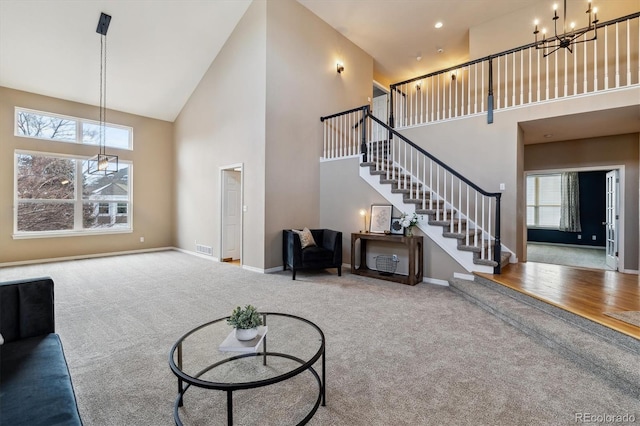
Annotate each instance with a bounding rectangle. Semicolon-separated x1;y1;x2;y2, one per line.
0;277;55;343
321;229;342;266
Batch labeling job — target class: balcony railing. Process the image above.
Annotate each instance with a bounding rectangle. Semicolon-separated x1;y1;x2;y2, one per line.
390;12;639;128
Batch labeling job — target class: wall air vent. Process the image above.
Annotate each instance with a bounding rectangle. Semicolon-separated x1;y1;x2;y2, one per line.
196;244;213;256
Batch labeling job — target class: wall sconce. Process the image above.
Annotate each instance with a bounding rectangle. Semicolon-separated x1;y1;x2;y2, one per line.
416;82;422;91
359;209;367;232
451;72;457;82
337;62;345;74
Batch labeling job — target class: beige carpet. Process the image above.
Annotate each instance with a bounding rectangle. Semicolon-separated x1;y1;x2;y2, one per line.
1;250;639;425
605;311;640;328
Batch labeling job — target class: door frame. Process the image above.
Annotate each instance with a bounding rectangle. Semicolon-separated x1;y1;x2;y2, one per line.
523;165;625;271
219;163;244;266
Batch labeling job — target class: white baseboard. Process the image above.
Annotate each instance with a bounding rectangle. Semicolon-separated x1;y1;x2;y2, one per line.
173;247;219;262
0;247;175;268
260;266;283;274
453;272;475;281
619;268;639;275
423;277;449;286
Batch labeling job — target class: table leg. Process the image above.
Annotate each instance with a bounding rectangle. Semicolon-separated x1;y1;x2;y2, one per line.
263;314;267;366
178;378;184;407
321;349;326;406
227;390;233;426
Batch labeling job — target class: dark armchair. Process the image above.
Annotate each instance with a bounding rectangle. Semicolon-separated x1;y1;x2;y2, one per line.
283;229;342;280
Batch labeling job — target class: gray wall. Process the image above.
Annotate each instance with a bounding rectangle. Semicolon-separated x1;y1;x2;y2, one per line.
320;157;468;281
174;0;373;270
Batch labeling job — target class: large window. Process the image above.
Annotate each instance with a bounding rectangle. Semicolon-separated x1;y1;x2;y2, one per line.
15;152;132;237
15;108;132;150
527;174;561;228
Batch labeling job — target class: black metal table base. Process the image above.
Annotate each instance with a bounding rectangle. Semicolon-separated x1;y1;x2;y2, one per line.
173;351;325;426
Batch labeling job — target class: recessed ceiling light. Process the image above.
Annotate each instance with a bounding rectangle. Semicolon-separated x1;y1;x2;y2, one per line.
544;134;553;138
435;22;443;29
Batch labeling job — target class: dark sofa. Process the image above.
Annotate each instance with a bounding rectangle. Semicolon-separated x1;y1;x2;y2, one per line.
283;229;342;280
0;277;82;426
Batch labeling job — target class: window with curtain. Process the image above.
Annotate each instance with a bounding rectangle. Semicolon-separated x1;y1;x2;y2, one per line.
559;172;582;232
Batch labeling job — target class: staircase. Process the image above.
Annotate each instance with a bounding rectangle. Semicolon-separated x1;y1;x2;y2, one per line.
320;106;513;274
360;141;511;273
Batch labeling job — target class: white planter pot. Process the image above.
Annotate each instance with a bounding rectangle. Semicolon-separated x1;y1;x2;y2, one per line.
235;327;258;341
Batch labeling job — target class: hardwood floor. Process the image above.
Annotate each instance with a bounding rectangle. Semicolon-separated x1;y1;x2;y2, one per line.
476;262;640;340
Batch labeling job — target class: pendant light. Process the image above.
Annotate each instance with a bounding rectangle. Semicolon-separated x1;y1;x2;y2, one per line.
87;12;118;175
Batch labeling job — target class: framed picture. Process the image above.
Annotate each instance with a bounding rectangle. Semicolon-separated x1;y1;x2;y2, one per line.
390;217;403;234
369;204;392;233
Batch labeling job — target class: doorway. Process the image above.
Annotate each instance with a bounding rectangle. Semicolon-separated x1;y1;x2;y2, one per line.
220;164;243;266
525;166;623;271
372;81;389;142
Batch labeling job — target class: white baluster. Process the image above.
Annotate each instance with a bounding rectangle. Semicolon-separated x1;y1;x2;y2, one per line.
528;47;532;103
605;25;609;90
564;47;568;97
594;30;598;91
626;19;631;86
584;34;588;93
545;51;549;100
481;62;485;112
615;22;620;88
537;48;541;101
474;192;478;248
512;53;516;107
497;56;501;109
554;50;558;99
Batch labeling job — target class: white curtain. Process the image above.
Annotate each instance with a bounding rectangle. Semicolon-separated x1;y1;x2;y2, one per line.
559;172;581;232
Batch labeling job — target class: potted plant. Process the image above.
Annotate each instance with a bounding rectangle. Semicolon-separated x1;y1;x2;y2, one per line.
399;212;419;236
227;305;263;341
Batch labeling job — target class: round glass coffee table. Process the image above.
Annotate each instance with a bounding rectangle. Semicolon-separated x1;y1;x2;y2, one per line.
169;313;325;425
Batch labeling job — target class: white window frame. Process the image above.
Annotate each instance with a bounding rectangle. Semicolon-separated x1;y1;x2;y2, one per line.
526;173;561;229
13;150;133;239
14;107;133;150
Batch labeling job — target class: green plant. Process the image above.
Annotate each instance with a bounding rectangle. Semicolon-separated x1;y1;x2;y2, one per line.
226;305;263;329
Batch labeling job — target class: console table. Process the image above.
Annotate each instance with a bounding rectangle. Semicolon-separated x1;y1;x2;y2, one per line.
350;232;423;286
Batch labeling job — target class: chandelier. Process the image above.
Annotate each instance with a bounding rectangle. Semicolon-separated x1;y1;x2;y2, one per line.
533;0;599;57
87;12;118;175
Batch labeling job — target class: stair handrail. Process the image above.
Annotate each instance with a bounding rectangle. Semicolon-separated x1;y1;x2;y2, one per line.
367;113;501;199
320;105;370;122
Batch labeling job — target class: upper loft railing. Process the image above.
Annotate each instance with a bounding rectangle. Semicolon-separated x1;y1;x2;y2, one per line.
390;12;640;129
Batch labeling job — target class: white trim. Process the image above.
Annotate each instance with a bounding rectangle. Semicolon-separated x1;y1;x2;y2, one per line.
320;154;361;163
13;150;133;238
0;247;173;268
619;268;639;275
423;277;449;286
261;266;284;274
453;272;475;281
527;241;605;250
173;247;220;262
373;80;390;94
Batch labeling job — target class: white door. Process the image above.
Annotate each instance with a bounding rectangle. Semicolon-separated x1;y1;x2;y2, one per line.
222;170;241;261
604;170;618;270
372;94;387;142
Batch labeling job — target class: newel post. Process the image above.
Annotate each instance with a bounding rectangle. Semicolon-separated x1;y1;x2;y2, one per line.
487;56;494;124
360;106;369;163
493;193;502;274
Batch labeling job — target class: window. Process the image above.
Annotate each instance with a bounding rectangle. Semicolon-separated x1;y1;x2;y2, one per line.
527;174;561;228
15;108;132;150
15;152;132;237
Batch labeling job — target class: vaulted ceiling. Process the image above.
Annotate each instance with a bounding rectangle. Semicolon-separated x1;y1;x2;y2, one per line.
0;0;636;124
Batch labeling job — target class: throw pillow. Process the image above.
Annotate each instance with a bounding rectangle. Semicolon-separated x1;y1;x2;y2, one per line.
293;228;317;249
